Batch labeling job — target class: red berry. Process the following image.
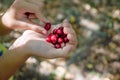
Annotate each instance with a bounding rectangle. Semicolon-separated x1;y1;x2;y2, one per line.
45;25;69;49
58;38;63;43
51;35;58;44
64;37;69;43
46;37;51;43
59;26;63;30
54;44;61;48
61;34;67;38
48;33;53;37
46;33;53;43
44;23;51;31
57;29;63;36
53;29;57;34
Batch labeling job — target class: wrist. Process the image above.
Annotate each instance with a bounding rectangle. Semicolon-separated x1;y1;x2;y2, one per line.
9;44;31;59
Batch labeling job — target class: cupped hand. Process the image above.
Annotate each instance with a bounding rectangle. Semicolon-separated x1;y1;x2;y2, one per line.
2;0;48;34
9;20;77;58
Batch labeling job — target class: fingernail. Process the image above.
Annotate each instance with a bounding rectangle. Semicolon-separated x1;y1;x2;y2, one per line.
63;19;69;23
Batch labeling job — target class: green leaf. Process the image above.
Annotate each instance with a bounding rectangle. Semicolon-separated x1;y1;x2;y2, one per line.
8;76;14;80
0;43;7;52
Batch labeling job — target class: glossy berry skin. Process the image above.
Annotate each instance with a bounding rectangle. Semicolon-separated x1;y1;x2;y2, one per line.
58;38;63;43
53;29;57;34
44;23;51;31
46;33;53;43
46;25;69;49
46;36;51;43
61;34;67;38
51;35;58;44
57;29;63;36
59;27;63;30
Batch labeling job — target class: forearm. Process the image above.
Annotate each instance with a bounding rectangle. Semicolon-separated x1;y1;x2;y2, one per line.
0;49;30;80
0;16;12;36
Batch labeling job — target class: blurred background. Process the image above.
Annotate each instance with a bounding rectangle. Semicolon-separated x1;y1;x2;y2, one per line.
0;0;120;80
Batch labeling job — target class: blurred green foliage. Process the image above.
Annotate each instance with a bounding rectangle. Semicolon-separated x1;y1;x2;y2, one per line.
0;0;120;80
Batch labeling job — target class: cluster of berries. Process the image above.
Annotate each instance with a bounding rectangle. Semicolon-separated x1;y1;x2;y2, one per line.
44;23;69;49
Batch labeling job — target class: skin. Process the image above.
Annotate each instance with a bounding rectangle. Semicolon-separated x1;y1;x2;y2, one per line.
0;20;77;80
0;16;12;35
0;0;77;79
0;0;48;35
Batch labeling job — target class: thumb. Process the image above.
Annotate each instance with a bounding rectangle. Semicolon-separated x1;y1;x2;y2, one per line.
14;20;47;34
63;19;69;23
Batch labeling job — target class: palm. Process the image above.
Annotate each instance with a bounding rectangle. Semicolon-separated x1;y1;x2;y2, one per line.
32;20;77;58
26;30;67;58
13;20;77;59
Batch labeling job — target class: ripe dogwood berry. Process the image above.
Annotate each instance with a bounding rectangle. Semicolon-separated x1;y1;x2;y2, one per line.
58;38;63;43
44;23;51;31
45;23;69;49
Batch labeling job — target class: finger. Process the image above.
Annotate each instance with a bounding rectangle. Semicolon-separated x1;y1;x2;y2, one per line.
63;43;74;53
62;19;75;34
12;0;39;13
25;0;48;23
64;27;75;35
67;33;77;45
25;13;46;28
26;0;44;9
62;19;72;28
6;10;47;34
28;14;37;19
14;20;47;34
36;12;49;23
55;43;74;57
62;19;77;44
22;30;45;38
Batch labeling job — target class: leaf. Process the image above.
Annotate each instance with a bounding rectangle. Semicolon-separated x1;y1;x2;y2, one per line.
0;43;7;52
8;76;14;80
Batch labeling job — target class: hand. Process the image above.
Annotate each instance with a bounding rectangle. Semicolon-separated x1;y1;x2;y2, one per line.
2;0;48;34
9;20;77;58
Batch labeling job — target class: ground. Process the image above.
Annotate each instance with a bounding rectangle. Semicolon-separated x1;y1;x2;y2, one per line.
0;0;120;80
